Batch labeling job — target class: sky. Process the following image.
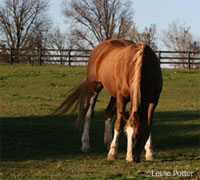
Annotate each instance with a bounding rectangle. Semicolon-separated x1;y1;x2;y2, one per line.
133;0;199;36
49;0;200;46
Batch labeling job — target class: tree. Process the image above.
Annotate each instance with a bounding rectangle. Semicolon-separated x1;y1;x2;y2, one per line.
162;20;196;52
62;0;134;49
162;19;200;68
47;27;68;50
0;0;50;50
131;24;158;50
46;27;69;64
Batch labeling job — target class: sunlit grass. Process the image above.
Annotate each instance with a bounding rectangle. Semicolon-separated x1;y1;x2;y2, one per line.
0;64;199;179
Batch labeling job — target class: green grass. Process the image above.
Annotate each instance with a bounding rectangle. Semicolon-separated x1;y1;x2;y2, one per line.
0;64;199;180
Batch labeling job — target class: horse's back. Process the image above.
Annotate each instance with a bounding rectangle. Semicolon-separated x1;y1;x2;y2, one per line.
87;40;134;92
88;39;133;68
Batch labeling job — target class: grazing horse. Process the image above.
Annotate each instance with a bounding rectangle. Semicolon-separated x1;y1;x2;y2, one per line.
55;39;162;162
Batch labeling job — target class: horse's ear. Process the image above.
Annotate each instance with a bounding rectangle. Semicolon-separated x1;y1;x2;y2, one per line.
120;112;128;121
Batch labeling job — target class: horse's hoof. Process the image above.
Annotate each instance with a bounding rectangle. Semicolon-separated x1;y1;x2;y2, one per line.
107;154;117;160
126;156;133;162
126;158;133;162
146;155;155;161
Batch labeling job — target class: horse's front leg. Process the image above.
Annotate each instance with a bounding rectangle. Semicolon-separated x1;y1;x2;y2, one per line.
107;93;126;160
145;133;154;160
145;103;156;160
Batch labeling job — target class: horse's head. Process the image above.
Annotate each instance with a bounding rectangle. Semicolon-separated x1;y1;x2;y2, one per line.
121;111;149;162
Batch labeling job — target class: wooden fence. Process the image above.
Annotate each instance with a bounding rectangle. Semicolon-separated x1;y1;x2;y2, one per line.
156;51;200;69
0;48;200;69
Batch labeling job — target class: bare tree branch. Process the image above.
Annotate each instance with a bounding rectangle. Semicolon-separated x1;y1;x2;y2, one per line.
161;19;200;68
62;0;134;49
161;20;195;51
0;0;50;50
131;24;158;50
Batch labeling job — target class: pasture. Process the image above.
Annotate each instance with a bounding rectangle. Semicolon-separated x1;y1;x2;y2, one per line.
0;64;199;179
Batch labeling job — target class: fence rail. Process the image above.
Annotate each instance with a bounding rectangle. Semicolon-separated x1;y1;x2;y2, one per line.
0;48;200;69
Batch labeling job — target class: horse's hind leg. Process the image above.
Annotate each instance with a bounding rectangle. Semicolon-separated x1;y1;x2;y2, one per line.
145;102;156;160
104;96;116;148
81;83;102;152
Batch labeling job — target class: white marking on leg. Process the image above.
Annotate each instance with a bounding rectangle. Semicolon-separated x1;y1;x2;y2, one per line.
81;117;90;152
81;93;97;152
145;133;154;160
104;117;114;145
126;126;134;162
107;129;120;160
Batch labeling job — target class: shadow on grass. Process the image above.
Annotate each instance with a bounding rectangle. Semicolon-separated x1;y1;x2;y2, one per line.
153;110;199;150
1;110;199;162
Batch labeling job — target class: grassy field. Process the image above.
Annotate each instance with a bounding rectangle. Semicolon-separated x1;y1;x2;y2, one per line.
0;64;199;180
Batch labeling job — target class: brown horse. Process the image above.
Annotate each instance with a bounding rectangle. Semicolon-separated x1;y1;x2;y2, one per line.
55;39;162;162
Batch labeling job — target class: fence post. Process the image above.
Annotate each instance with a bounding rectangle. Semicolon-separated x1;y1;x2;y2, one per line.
38;48;42;66
10;48;14;65
158;51;161;64
188;51;191;69
68;49;72;66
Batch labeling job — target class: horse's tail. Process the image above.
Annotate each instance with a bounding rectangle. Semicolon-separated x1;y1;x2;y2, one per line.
130;42;145;113
54;77;88;126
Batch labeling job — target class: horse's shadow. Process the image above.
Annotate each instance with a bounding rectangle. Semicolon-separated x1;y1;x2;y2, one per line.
1;110;199;162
